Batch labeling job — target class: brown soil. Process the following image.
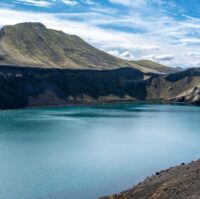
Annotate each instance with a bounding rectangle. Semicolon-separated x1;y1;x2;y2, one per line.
100;160;200;199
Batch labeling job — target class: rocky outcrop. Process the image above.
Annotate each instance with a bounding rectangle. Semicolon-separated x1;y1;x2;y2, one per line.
146;68;200;103
100;160;200;199
171;87;200;105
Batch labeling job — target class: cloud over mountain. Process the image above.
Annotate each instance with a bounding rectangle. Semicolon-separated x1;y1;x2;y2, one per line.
0;0;200;68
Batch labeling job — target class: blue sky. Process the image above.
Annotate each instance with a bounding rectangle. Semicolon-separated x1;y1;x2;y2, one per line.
0;0;200;68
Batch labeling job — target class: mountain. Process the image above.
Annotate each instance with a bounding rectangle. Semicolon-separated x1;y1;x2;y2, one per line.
0;22;177;73
132;60;178;73
0;22;198;109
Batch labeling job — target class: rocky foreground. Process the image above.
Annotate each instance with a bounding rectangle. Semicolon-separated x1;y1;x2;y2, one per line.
100;160;200;199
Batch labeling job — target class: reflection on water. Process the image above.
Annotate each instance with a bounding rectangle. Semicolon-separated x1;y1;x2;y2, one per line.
0;104;199;199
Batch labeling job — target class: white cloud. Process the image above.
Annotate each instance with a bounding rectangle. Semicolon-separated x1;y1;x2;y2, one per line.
16;0;52;7
191;61;200;67
180;38;200;45
83;0;95;5
107;50;120;57
186;51;200;57
120;51;135;60
108;50;135;60
61;0;78;6
143;54;174;62
109;0;147;7
16;0;79;7
0;7;200;68
155;55;174;61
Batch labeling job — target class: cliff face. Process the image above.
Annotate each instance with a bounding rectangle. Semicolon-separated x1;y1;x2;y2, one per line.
0;65;199;109
171;87;200;104
164;69;200;104
0;22;177;73
0;65;146;109
146;68;200;104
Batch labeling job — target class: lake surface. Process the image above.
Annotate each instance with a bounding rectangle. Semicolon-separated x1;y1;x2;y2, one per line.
0;104;199;199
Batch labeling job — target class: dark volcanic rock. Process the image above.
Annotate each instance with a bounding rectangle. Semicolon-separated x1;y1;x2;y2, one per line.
166;68;200;82
0;66;199;109
0;65;146;109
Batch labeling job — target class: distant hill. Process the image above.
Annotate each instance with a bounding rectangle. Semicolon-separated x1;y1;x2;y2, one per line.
132;60;178;73
0;22;177;73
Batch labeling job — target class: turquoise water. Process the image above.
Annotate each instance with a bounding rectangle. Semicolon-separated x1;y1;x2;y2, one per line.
0;104;199;199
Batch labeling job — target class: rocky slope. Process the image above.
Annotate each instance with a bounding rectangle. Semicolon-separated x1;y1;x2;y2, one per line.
132;60;178;74
100;160;200;199
0;22;177;73
171;86;200;104
146;68;200;104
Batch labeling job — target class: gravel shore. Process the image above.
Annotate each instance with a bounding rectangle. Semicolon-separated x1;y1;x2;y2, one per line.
100;160;200;199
